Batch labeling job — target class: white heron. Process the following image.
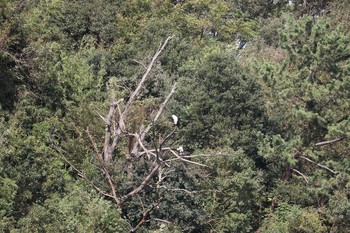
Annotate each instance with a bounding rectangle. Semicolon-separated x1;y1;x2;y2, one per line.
171;114;178;126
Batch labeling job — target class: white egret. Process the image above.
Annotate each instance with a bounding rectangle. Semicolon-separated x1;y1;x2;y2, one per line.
171;114;178;126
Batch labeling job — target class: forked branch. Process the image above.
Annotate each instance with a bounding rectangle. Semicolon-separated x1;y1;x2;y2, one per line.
111;36;174;152
131;82;177;156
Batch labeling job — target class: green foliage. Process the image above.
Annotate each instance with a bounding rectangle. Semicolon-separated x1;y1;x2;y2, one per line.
14;181;128;233
23;0;118;46
0;0;28;111
0;177;17;231
260;203;325;233
172;49;266;155
1;97;69;217
202;148;263;232
257;15;350;162
1;0;350;232
326;191;350;232
256;14;350;232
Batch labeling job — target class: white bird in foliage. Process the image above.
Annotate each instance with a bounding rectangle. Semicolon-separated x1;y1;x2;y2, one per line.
177;146;184;154
171;114;178;126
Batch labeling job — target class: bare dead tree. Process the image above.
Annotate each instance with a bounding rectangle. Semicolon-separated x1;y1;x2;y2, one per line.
51;36;207;232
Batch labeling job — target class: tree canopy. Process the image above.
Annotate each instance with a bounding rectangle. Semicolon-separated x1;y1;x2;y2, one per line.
0;0;349;232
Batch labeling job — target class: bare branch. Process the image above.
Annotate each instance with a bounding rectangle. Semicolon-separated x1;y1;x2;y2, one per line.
121;162;162;206
130;199;162;233
151;83;177;125
152;218;171;224
292;168;309;184
126;36;174;112
115;99;124;118
150;150;211;159
158;186;197;195
159;127;177;147
315;137;346;147
103;169;121;205
94;109;107;124
50;142;116;201
103;101;117;162
155;168;176;188
86;127;121;204
299;156;337;174
131;82;177;155
181;154;212;158
130;133;157;159
131;59;147;70
167;149;208;167
86;127;103;162
110;36;175;158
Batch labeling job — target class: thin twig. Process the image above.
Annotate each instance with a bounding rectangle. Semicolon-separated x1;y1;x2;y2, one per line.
152;218;171;224
157;186;197;195
50;143;116;200
292;168;309;184
130;199;162;233
167;149;208;167
130;132;157;159
159;127;177;147
131;59;147;70
86;127;103;162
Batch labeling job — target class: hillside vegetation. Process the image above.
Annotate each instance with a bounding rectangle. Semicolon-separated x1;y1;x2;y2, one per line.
0;0;349;232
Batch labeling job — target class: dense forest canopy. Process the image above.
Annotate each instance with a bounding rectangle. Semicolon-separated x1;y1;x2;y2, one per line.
0;0;349;232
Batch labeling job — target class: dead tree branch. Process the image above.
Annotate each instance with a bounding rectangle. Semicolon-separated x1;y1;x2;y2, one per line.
86;128;121;204
131;82;177;156
130;199;162;233
50;142;117;201
167;149;208;167
292;168;309;184
152;218;171;224
158;186;197;195
315;137;346;147
109;36;175;159
54;36;211;231
120;162;162;206
299;155;337;174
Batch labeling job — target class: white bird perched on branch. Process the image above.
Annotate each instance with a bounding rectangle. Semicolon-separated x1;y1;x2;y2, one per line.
171;114;178;126
176;146;184;154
